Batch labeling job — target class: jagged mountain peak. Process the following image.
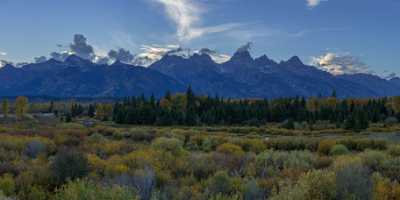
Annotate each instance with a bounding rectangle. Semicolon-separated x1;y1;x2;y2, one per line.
198;48;230;64
229;42;254;62
255;54;277;66
1;64;17;70
191;53;215;63
230;49;253;63
283;56;304;66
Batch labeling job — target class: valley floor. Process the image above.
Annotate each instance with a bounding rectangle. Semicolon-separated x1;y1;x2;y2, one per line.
0;119;400;199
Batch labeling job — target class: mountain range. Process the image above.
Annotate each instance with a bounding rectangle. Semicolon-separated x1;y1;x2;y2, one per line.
0;46;399;98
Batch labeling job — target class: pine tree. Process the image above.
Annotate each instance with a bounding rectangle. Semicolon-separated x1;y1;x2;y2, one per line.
331;89;337;98
344;114;356;131
185;86;198;125
2;100;9;118
48;101;54;113
88;104;95;118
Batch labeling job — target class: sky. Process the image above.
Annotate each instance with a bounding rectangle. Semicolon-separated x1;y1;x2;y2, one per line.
0;0;399;77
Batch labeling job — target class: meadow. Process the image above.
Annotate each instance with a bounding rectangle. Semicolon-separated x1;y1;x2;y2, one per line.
1;94;400;199
0;116;400;200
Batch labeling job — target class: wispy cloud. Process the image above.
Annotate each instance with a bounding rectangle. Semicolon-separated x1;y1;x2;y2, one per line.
154;0;242;42
224;25;347;43
0;51;6;56
290;27;349;37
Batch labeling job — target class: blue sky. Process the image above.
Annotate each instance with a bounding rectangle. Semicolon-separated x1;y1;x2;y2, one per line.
0;0;399;76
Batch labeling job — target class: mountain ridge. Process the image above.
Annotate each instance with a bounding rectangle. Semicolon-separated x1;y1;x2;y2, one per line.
0;48;399;98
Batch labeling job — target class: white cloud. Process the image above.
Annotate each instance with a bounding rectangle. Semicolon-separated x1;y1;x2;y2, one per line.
0;60;12;68
198;48;230;63
311;52;373;75
383;71;398;80
307;0;327;8
154;0;241;42
133;44;180;66
139;44;180;60
0;60;7;68
0;51;6;56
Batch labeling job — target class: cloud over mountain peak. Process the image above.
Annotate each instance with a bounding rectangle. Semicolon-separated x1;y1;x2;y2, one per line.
311;52;373;75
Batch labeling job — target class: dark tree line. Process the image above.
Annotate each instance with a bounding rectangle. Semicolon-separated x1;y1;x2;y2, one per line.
108;87;400;130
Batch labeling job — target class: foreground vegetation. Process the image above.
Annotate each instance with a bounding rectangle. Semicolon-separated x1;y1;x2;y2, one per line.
0;93;400;199
0;119;399;200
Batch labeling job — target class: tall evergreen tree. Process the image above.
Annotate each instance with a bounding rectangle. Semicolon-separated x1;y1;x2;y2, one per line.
2;100;9;118
185;86;198;125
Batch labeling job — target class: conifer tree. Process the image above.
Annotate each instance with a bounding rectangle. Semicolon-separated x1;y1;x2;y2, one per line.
2;99;9;118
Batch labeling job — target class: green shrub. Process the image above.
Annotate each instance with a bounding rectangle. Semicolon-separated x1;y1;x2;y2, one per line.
266;138;319;152
255;150;316;177
152;137;184;155
0;190;15;200
55;179;138;200
207;171;234;196
271;170;336;200
128;129;156;142
380;158;400;182
216;143;245;157
388;145;400;157
242;179;264;200
51;149;89;185
214;143;246;173
18;185;47;200
188;153;216;180
209;193;242;200
231;139;267;154
360;150;387;171
338;139;387;151
0;174;15;196
330;144;350;156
